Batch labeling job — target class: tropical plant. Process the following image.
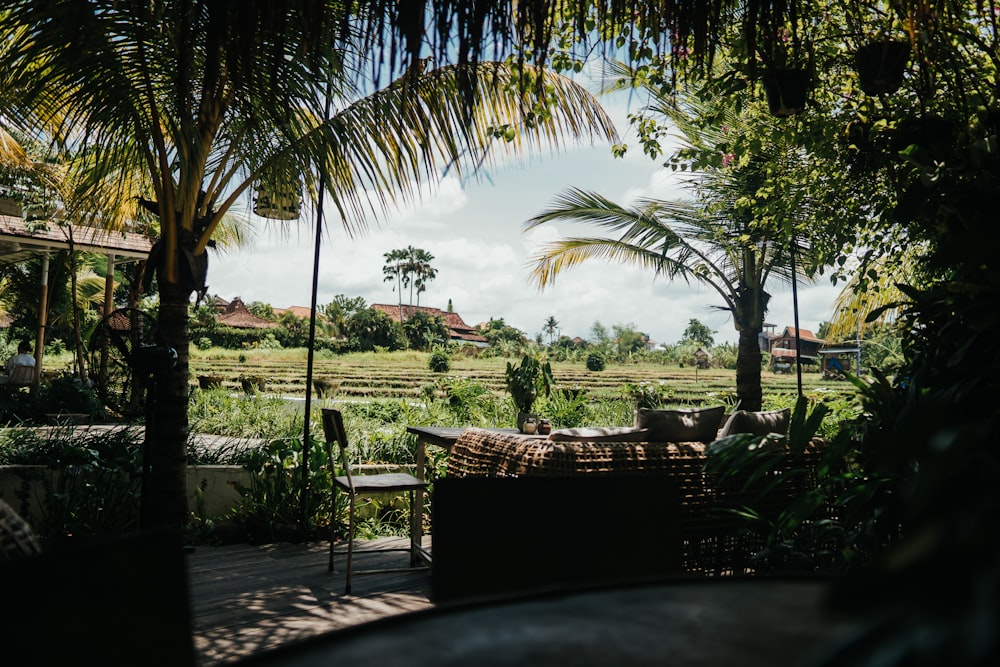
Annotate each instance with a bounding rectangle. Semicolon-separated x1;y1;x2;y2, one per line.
526;90;820;411
504;354;554;415
402;310;449;351
682;318;715;347
0;2;617;531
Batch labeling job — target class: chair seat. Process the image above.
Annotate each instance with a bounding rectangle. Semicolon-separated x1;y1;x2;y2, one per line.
334;473;428;493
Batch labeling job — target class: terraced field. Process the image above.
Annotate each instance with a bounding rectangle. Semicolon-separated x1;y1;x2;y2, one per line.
188;350;845;404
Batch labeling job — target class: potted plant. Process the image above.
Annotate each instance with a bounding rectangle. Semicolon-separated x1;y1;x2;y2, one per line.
855;40;910;95
240;375;266;393
197;375;224;390
313;377;340;398
763;67;811;117
504;354;554;432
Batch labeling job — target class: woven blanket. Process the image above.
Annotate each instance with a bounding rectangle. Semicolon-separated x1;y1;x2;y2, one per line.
447;428;706;478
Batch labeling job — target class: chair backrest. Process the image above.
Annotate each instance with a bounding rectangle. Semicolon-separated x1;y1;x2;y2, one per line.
7;364;34;386
321;408;354;488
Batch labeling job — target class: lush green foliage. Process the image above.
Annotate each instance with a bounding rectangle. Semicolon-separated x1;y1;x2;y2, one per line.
585;351;606;371
428;349;451;373
504;354;554;414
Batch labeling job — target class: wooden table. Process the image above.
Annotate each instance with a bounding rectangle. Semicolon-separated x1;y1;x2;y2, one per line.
405;426;520;563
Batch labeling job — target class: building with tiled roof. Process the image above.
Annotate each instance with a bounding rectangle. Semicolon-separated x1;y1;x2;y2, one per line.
766;326;825;368
372;303;488;346
217;297;278;329
273;305;317;320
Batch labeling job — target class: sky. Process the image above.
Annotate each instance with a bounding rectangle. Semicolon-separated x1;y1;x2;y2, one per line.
207;88;842;347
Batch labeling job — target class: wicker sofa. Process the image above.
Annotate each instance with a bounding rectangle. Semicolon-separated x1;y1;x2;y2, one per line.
431;422;825;601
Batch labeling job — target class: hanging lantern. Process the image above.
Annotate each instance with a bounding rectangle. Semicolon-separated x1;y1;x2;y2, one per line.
253;180;301;220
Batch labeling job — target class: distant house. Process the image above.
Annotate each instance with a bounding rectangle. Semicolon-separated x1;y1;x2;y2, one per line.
273;305;316;320
767;326;825;369
216;297;278;329
209;296;229;314
372;303;488;347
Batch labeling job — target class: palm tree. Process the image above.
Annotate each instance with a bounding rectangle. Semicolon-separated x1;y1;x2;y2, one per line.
543;315;559;345
382;248;409;320
0;3;616;530
525;83;821;411
409;248;437;307
527;186;809;411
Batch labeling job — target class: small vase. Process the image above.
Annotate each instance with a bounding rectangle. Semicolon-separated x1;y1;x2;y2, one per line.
516;411;537;433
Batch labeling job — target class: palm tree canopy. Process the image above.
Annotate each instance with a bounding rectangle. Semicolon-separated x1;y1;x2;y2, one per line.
0;2;618;290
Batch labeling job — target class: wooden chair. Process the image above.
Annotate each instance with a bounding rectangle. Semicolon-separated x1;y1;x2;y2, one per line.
6;364;35;387
322;408;428;594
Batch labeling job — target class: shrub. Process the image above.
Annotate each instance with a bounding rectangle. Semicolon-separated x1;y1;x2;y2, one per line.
586;351;606;371
429;349;451;373
196;337;213;350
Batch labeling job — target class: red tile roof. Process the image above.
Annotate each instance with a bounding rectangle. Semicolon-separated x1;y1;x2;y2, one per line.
372;304;488;344
274;305;316;320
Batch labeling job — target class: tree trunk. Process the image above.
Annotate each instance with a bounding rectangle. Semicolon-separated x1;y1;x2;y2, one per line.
141;280;191;533
735;326;763;412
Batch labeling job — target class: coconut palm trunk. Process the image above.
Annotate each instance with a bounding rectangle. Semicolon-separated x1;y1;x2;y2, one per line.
142;280;192;531
735;325;764;412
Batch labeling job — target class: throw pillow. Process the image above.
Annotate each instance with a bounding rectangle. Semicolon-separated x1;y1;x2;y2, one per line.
717;408;792;438
547;426;652;442
634;405;727;442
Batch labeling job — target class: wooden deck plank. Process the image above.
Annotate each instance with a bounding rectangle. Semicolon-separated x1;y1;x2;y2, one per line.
187;538;433;666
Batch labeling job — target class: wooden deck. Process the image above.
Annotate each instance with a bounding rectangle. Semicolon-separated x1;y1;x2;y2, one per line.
187;537;433;666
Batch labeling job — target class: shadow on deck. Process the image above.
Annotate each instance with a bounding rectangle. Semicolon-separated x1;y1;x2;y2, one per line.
188;538;433;666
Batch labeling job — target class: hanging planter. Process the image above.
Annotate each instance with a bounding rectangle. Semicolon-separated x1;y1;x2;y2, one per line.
855;40;910;95
763;68;810;117
253;180;301;220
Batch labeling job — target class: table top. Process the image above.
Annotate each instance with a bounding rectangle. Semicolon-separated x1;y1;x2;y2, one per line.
406;426;520;448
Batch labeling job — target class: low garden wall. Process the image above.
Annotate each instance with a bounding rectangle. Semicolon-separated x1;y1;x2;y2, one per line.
0;464;251;528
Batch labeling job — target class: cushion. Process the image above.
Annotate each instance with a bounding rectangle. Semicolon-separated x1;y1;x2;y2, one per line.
717;408;791;439
635;405;727;443
547;426;651;442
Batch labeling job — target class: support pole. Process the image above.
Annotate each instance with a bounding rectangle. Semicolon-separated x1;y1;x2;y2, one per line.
299;73;334;533
790;243;803;400
32;252;49;396
104;253;116;316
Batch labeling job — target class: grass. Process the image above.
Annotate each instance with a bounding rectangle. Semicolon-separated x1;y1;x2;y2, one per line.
188;348;841;402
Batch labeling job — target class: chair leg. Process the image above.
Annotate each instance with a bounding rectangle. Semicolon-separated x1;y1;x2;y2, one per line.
408;489;420;567
328;487;337;574
345;493;355;595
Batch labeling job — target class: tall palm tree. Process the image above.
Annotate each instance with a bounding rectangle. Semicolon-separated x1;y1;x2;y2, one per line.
382;248;409;320
543;315;559;345
409;247;436;307
0;2;616;530
525;81;821;411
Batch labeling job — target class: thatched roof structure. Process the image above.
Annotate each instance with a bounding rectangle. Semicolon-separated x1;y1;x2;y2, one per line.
217;297;278;329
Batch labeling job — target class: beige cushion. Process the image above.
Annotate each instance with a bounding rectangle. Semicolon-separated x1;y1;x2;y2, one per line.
547;426;651;442
635;405;727;443
717;408;791;438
